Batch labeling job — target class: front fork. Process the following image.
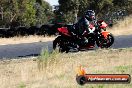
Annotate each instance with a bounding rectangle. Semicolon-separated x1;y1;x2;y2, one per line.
95;31;110;47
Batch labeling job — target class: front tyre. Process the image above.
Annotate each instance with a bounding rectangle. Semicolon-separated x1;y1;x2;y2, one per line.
96;33;114;48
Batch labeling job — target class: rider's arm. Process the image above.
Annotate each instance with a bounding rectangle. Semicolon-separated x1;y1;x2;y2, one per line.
83;18;90;32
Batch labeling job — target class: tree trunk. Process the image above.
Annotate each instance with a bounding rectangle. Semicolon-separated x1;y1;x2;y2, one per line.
74;9;78;23
0;7;3;20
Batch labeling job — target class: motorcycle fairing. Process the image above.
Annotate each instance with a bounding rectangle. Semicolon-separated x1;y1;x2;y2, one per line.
58;27;70;36
88;24;95;33
97;20;108;29
89;23;94;29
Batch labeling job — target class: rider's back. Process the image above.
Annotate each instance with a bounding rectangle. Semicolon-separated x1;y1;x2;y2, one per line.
75;17;90;36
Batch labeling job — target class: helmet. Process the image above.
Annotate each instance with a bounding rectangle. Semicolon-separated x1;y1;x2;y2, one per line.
85;10;95;21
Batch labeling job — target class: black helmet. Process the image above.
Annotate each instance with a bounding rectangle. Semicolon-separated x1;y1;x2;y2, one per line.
85;10;95;21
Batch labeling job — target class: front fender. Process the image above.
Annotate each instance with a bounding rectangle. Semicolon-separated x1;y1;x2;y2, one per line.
101;31;110;39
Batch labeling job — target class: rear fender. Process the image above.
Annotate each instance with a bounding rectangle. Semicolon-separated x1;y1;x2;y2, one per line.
101;31;110;39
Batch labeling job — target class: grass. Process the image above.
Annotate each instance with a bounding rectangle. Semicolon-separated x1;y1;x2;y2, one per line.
37;49;59;71
0;35;55;45
0;48;132;88
18;83;26;88
109;15;132;36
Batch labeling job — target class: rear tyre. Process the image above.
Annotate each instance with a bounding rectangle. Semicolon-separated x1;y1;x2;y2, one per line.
53;36;70;53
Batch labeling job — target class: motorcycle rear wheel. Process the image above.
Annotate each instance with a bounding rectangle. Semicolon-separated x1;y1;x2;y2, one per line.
53;36;70;53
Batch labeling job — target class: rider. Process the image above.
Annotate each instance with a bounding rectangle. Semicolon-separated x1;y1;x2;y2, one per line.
75;10;96;36
74;10;96;45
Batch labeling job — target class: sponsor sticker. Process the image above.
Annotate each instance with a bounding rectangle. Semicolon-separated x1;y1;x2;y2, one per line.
76;66;131;85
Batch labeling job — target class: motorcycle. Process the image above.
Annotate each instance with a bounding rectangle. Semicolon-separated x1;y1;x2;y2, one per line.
53;20;114;53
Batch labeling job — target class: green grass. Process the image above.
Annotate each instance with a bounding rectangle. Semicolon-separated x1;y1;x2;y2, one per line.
37;49;59;71
17;83;26;88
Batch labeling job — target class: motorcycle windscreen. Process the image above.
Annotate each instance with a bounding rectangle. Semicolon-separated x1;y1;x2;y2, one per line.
100;21;108;28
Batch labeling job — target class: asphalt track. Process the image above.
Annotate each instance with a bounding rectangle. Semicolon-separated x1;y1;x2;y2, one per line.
0;35;132;58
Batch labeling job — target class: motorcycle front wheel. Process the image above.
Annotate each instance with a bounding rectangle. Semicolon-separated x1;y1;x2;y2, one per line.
96;33;114;48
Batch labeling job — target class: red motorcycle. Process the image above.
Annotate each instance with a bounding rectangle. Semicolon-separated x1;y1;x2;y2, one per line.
53;20;114;53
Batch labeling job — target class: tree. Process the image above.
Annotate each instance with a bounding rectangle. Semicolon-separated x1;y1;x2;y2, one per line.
58;0;80;23
87;0;113;17
78;0;90;16
112;0;132;14
57;0;113;23
0;0;53;27
21;0;36;26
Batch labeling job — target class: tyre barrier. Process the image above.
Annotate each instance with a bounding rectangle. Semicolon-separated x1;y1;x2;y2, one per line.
0;23;64;38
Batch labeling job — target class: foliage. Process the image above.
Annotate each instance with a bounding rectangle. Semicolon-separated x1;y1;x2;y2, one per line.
57;0;80;23
21;0;36;26
55;0;132;23
0;0;132;27
35;1;53;25
0;0;53;27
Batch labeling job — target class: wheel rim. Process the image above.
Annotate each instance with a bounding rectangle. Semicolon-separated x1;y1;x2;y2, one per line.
97;34;114;48
53;39;69;52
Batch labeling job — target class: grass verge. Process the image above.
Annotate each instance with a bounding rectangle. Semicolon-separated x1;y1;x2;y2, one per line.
0;35;55;45
0;48;132;88
109;15;132;36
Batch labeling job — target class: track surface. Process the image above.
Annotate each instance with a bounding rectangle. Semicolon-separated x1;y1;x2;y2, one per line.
0;35;132;58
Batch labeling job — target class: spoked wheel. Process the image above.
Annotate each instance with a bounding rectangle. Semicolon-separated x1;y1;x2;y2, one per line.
96;33;114;48
53;36;70;53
